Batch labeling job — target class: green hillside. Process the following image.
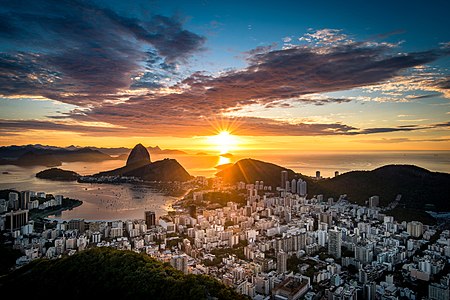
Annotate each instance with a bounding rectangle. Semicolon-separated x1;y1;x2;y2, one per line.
0;247;247;299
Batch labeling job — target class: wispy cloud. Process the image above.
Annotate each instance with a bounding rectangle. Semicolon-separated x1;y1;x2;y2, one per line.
358;138;450;143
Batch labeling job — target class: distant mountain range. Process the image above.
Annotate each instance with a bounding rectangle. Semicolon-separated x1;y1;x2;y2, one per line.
216;158;450;212
0;144;188;166
87;145;188;156
0;146;114;167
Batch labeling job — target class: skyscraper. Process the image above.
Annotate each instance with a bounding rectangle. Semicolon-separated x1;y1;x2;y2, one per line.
5;209;28;232
281;170;288;190
145;211;156;227
407;221;423;238
291;179;297;194
297;179;307;196
20;191;30;209
316;171;321;179
8;192;19;210
277;250;287;274
328;228;342;259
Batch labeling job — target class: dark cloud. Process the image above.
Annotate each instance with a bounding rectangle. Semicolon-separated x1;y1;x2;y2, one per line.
353;121;450;135
356;127;419;134
0;0;204;105
64;40;449;135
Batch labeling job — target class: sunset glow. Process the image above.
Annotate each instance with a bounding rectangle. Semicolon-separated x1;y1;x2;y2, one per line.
0;1;448;154
208;131;238;154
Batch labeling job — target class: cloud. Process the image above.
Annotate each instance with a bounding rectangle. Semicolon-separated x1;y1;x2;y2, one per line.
1;17;450;138
0;119;128;135
0;0;205;105
358;138;450;143
66;35;449;135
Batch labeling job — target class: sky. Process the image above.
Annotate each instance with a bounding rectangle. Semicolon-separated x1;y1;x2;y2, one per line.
0;0;449;153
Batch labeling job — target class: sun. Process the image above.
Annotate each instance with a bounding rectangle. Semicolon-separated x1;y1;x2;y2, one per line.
209;131;238;154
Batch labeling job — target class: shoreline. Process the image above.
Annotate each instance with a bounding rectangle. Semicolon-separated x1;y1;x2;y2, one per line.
30;198;83;221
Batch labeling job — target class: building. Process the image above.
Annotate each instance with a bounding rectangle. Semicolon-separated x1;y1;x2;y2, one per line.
4;209;29;232
277;250;288;274
368;196;379;208
68;219;85;233
320;213;333;227
20;191;31;209
297;179;307;196
291;179;297;194
281;170;288;191
407;221;424;238
171;254;188;274
8;192;19;210
315;171;320;180
318;230;327;247
272;276;310;300
328;228;342;259
429;282;449;300
355;243;374;265
145;211;156;227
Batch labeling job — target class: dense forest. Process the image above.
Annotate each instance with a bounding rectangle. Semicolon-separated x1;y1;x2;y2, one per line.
0;247;247;299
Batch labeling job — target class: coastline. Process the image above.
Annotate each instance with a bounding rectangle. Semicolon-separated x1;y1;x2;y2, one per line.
30;198;83;221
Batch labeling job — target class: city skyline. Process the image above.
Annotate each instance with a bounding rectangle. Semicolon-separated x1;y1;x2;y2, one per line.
0;0;449;152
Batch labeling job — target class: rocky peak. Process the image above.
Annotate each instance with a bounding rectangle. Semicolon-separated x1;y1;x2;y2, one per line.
126;143;151;166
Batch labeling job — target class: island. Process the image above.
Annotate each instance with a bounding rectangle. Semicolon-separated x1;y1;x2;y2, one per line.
36;168;81;181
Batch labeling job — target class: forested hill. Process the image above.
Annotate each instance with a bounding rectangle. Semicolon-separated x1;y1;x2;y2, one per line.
311;165;450;211
0;247;247;299
217;160;450;211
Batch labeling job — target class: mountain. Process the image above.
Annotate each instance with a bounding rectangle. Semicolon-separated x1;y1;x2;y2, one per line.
126;143;151;167
217;159;450;212
0;145;115;166
0;247;246;299
216;158;302;187
311;164;450;211
36;168;80;181
96;158;191;182
148;145;188;155
94;144;192;182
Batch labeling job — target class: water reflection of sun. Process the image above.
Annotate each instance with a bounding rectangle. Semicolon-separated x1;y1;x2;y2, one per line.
218;155;230;165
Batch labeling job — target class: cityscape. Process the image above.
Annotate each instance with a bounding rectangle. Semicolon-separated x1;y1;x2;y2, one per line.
1;156;450;299
1;0;450;299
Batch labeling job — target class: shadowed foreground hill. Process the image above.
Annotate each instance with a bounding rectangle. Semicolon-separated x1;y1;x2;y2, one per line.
217;160;450;212
0;248;246;299
216;158;301;187
312;165;450;210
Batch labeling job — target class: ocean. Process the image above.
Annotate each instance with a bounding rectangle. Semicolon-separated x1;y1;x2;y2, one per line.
0;150;448;221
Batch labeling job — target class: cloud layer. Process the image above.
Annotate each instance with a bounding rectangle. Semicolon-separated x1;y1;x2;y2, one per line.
0;2;449;138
